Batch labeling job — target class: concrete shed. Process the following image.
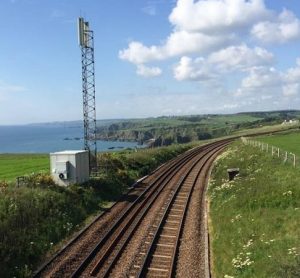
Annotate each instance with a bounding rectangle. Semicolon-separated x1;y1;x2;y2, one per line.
50;150;89;186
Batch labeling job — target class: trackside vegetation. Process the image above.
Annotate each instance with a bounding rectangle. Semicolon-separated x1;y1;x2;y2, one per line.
0;142;198;277
208;141;300;277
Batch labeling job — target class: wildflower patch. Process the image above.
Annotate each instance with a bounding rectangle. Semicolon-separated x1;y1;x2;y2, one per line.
208;141;300;277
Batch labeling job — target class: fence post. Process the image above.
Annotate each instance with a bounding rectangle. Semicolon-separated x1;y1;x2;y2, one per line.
277;148;280;158
272;146;274;156
284;152;287;163
290;153;296;167
266;144;268;152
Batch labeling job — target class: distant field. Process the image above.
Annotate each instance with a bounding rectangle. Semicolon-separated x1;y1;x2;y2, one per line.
234;122;300;136
0;154;49;181
201;114;263;127
258;131;300;156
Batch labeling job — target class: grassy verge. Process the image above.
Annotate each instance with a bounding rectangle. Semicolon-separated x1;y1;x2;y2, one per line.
0;154;49;182
0;142;200;277
208;141;300;278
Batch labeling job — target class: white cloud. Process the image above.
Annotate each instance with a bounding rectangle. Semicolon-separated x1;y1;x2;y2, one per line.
281;58;300;96
119;0;276;77
119;0;300;112
119;31;231;64
174;56;214;81
208;44;274;72
235;58;300;97
169;0;270;34
283;83;300;96
173;44;274;81
136;64;162;77
241;67;281;89
252;9;300;43
284;58;300;83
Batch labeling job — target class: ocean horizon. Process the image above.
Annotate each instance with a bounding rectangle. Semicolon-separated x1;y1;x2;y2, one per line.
0;124;142;153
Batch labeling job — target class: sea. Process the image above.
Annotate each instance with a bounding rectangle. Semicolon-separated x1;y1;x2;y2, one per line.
0;124;142;153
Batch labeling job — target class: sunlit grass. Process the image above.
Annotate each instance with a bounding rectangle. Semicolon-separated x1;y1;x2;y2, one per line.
258;131;300;157
0;154;49;181
208;141;300;277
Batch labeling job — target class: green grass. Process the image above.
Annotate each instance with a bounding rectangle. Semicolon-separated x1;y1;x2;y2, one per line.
208;141;300;278
201;114;263;127
0;154;49;181
234;122;300;136
258;131;300;157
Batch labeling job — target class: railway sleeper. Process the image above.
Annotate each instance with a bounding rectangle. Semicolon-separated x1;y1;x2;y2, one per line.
155;246;174;254
157;236;176;243
150;256;171;265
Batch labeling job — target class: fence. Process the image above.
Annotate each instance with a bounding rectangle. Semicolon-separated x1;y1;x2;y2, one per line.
16;176;29;187
241;137;298;168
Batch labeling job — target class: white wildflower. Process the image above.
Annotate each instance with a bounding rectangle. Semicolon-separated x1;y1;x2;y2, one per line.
243;239;254;249
288;247;299;256
283;191;293;196
232;253;254;269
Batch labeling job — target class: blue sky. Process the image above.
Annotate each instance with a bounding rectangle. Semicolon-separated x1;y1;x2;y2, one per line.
0;0;300;125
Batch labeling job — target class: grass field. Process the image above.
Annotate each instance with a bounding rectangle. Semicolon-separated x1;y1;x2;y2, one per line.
208;142;300;277
0;154;49;181
258;131;300;157
234;122;300;136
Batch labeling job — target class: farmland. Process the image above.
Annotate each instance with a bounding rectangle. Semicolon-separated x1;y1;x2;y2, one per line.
258;131;300;157
0;154;49;182
96;110;300;146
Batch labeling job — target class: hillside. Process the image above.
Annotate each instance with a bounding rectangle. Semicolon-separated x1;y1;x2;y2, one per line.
95;110;300;146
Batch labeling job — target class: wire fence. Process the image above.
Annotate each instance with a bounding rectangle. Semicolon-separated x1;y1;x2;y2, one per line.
241;137;298;168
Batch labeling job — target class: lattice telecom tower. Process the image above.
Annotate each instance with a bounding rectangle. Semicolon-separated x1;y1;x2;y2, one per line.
78;17;97;171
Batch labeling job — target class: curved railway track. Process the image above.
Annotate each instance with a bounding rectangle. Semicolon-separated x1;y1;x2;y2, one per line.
34;139;232;278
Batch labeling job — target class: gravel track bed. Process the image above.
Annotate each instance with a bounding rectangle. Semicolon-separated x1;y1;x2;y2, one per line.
83;153;202;277
176;150;224;278
114;153;206;277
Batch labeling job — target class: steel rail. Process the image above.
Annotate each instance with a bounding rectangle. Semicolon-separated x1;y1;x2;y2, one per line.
137;141;230;277
169;143;228;278
70;143;214;277
89;142;229;277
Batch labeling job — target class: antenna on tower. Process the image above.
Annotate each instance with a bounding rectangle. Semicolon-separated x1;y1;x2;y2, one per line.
78;17;97;172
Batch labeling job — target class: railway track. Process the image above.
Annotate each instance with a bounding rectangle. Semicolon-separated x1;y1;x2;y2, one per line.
133;142;226;277
34;139;231;277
